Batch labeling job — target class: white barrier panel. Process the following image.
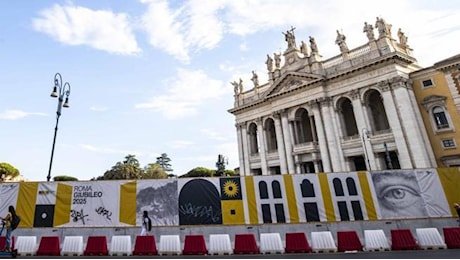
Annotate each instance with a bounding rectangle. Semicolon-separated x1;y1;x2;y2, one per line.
416;228;447;250
311;231;337;253
208;234;232;255
364;229;390;252
158;235;181;255
15;236;37;256
260;233;284;254
110;235;132;256
61;236;84;256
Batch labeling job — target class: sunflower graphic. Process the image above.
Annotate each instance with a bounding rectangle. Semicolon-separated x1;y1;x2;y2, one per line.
222;180;239;198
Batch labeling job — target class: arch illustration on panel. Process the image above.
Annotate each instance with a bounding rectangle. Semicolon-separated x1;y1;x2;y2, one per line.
178;179;222;225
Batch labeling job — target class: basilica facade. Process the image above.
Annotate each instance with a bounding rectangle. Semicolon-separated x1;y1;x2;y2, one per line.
228;17;437;176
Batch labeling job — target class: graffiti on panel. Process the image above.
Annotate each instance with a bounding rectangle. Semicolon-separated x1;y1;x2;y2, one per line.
178;179;222;225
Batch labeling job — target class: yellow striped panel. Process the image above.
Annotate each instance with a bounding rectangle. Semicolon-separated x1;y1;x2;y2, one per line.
357;171;377;220
119;181;137;225
437;167;460;215
54;183;72;227
244;176;258;224
16;182;38;228
283;174;299;223
318;173;335;221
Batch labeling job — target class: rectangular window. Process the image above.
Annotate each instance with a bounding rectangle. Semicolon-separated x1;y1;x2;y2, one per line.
422;79;434;87
442;139;456;149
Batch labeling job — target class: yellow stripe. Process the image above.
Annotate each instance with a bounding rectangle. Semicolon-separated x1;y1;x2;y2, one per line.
16;182;38;228
54;183;72;227
437;167;460;215
357;171;377;220
283;175;299;223
119;181;137;225
318;173;335;221
244;176;258;224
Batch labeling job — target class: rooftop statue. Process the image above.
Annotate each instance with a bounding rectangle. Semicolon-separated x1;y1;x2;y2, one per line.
335;30;349;53
363;22;375;41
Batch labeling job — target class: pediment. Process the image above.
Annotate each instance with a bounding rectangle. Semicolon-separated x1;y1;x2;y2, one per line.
263;72;324;98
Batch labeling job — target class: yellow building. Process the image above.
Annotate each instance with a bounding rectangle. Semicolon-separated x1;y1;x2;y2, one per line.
411;54;460;167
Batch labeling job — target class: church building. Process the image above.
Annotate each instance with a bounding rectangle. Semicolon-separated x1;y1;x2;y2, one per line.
228;17;437;176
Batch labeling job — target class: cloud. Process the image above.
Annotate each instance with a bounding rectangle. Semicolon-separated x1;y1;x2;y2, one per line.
0;110;47;120
200;128;227;141
140;0;224;63
80;144;143;156
135;68;228;119
90;106;109;112
32;4;141;55
170;140;195;149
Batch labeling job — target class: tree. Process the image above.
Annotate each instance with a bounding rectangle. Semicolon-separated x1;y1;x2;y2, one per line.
156;153;173;173
0;162;20;182
53;175;79;181
98;154;143;180
179;167;215;178
143;163;168;179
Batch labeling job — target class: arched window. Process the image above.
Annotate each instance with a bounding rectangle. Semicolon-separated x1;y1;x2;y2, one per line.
366;90;390;132
346;178;358;195
259;181;268;199
300;179;315;197
248;123;259;154
294;108;314;144
333;178;344;196
337;98;358;137
272;181;282;198
433;106;449;129
265;118;277;151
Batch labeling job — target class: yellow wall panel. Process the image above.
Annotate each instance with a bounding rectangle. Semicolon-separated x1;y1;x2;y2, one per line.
53;183;72;226
357;171;377;220
283;174;299;223
222;200;245;224
16;182;38;228
119;181;137;225
244;176;258;224
318;173;335;221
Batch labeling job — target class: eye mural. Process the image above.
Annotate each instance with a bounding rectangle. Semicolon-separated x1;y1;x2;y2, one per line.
371;170;428;219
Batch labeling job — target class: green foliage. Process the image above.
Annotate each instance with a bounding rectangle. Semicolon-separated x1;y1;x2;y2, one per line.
53;175;79;181
98;155;143;180
143;163;168;179
156;153;173;172
180;167;215;178
0;162;20;181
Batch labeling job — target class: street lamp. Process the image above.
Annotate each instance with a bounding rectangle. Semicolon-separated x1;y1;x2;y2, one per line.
47;73;71;182
361;128;371;171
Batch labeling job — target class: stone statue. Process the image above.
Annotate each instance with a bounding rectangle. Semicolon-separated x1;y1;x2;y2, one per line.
375;16;392;38
265;54;274;72
363;22;375;41
274;52;281;69
282;27;296;49
335;30;348;53
238;78;243;93
300;40;309;56
231;81;239;95
397;28;408;46
309;36;318;53
251;70;259;88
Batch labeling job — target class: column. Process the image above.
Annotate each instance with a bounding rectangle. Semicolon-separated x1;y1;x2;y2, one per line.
281;111;296;174
351;89;377;170
236;123;245;176
379;81;413;168
241;123;251;175
273;112;288;174
330;104;346;171
390;77;431;168
256;118;268;175
310;101;332;172
319;98;341;172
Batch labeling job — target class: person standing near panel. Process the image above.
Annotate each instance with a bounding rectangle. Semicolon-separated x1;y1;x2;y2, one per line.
140;210;152;236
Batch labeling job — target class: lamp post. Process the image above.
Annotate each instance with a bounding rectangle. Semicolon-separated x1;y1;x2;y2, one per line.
361;128;371;171
47;73;71;182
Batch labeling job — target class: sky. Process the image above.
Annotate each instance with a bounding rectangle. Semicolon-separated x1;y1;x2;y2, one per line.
1;0;460;181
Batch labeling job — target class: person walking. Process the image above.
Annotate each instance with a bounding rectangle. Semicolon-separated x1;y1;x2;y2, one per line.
0;206;16;252
140;210;152;236
454;203;460;226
